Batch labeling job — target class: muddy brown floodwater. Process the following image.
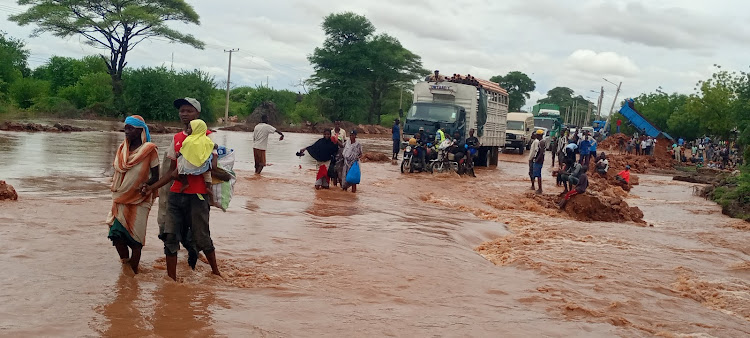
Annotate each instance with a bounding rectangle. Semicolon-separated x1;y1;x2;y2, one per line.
0;129;748;337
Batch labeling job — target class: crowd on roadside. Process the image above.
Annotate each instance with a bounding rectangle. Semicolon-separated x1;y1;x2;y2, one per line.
613;132;744;170
669;136;743;170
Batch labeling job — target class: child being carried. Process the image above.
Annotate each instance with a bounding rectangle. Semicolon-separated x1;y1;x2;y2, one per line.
176;119;217;196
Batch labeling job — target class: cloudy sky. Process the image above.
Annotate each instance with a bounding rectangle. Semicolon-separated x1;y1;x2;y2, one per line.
1;0;748;112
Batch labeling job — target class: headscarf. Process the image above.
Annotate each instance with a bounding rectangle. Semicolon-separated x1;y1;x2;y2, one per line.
124;115;150;143
180;119;214;167
114;116;157;173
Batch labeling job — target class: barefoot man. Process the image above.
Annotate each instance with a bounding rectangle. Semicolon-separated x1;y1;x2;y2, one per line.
145;97;221;281
253;114;284;174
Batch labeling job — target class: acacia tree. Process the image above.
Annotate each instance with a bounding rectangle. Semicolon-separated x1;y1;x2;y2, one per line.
10;0;205;109
490;71;535;112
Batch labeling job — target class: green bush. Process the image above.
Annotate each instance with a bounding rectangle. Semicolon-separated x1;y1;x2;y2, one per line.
9;77;50;108
31;97;79;117
122;67;216;122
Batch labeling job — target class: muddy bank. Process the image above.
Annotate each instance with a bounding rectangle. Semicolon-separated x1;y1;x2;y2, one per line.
600;134;676;173
0;181;18;200
699;171;750;222
0;121;97;132
530;192;645;224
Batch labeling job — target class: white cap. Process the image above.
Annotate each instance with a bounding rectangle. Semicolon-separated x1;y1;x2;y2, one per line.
173;97;201;112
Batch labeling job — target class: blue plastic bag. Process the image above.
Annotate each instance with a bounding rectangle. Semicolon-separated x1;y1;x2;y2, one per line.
346;161;361;184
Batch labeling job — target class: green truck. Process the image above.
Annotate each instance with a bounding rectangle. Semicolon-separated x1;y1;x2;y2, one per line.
532;104;563;138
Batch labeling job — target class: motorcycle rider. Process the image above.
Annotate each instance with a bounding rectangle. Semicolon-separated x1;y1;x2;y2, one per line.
448;131;465;162
465;128;480;163
412;129;428;172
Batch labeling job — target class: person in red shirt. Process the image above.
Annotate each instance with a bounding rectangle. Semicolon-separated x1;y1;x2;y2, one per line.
616;119;622;134
615;165;631;189
145;97;221;281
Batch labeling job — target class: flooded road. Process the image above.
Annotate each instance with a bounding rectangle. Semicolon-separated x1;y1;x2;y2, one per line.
0;130;748;336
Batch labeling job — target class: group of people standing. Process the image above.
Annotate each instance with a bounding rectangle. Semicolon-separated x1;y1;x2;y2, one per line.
107;97;222;280
616;134;658;157
106;100;368;280
671;136;741;169
298;121;363;192
550;129;599;169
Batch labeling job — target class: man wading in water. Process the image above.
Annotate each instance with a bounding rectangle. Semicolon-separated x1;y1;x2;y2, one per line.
252;114;284;175
145;98;223;281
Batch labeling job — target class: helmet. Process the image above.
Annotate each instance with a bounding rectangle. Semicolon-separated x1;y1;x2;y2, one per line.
536;129;544;135
409;138;417;146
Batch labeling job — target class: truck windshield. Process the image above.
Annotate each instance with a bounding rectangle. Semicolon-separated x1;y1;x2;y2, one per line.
534;119;555;130
407;103;459;122
507;121;525;131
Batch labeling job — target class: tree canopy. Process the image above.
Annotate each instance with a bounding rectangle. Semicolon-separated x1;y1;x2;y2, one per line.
308;12;428;123
0;31;30;95
490;71;535;112
9;0;205;108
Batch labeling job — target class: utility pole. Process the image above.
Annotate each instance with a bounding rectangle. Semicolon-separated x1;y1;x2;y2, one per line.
597;86;604;120
587;101;592;126
223;48;238;125
606;81;622;124
170;52;174;71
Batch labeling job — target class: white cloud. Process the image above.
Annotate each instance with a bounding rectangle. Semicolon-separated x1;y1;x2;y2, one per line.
565;50;640;77
0;0;747;104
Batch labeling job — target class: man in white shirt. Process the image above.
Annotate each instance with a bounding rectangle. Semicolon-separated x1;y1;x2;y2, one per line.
528;131;541;190
253;114;284;174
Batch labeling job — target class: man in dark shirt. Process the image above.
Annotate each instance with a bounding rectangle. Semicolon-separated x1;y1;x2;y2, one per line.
392;118;401;163
461;128;478;160
559;165;589;209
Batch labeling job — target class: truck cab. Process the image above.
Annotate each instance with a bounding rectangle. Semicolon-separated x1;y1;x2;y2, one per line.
404;79;508;166
403;102;465;143
505;112;535;154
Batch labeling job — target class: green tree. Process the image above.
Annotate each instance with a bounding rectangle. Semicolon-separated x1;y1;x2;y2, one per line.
308;12;374;122
365;34;427;124
633;89;688;132
9;77;50;108
245;86;298;118
490;71;536;112
0;32;29;95
538;86;574;107
32;55;108;94
10;0;205;109
308;12;427;123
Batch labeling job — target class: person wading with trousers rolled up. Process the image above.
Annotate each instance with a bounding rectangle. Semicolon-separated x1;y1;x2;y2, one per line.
252;114;284;174
392;118;402;164
144;97;230;281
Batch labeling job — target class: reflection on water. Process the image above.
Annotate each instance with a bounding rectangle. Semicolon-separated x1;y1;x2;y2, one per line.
0;129;391;193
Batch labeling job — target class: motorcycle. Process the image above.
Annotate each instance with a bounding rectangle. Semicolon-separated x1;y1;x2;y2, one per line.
401;143;431;173
429;140;459;173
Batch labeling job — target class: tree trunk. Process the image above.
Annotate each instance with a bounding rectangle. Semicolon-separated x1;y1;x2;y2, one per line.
111;72;124;114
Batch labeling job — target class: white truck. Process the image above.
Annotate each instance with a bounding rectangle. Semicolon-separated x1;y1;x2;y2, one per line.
403;78;509;166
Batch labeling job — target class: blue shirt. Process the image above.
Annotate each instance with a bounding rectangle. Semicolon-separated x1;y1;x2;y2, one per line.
392;124;400;140
678;138;684;146
589;139;598;152
579;139;591;155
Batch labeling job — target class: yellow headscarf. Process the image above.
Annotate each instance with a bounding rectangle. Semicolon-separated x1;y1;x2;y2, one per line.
180;119;214;167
